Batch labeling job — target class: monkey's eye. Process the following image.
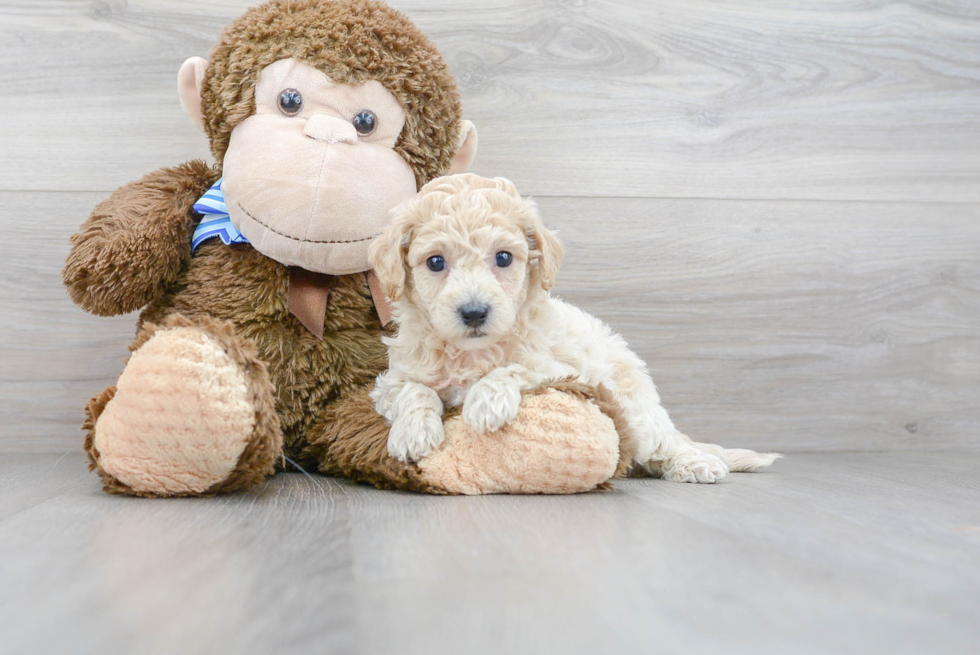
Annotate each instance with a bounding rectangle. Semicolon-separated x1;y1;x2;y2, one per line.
278;88;304;116
495;251;514;268
352;110;377;135
426;255;446;272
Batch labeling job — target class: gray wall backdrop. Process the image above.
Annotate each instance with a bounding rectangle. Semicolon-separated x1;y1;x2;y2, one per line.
1;0;978;453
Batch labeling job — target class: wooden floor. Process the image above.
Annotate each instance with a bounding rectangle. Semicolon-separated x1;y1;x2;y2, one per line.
0;451;977;654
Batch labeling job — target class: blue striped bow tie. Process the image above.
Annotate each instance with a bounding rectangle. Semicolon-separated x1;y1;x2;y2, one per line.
191;178;250;250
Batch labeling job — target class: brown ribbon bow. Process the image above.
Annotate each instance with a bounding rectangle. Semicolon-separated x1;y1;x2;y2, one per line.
287;268;393;339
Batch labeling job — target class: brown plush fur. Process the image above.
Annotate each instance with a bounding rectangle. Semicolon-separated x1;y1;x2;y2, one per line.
65;0;459;465
83;315;283;497
303;387;444;493
68;156;388;464
201;0;463;189
67;0;452;496
64;160;220;317
139;211;391;459
83;386;126;493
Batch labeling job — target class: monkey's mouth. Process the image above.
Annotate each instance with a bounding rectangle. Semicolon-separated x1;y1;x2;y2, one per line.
237;203;381;244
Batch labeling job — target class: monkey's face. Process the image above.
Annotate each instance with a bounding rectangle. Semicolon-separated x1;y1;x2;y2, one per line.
178;1;479;276
218;59;417;275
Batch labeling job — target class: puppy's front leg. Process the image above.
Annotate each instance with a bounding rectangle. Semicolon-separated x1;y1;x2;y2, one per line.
462;364;542;434
372;372;446;463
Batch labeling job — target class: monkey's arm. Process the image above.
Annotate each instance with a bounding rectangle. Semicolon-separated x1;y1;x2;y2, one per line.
63;160;220;316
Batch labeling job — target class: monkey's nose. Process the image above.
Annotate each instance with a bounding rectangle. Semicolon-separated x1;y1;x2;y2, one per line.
458;303;490;329
303;114;357;144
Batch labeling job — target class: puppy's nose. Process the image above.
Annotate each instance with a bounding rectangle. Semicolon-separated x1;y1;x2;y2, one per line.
458;303;490;328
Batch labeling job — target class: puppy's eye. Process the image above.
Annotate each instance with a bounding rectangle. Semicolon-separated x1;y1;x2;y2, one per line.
426;255;446;272
495;251;514;268
352;110;377;135
278;88;304;116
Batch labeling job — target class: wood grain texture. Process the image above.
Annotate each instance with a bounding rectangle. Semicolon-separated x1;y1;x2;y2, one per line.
0;0;978;200
541;196;980;452
0;1;978;453
0;451;977;654
3;191;977;453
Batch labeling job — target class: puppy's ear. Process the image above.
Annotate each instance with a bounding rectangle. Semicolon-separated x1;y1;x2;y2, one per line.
525;204;564;291
369;216;413;301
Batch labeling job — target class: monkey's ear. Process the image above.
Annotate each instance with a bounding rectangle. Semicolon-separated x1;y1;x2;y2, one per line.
525;205;565;292
447;120;479;175
369;218;413;301
178;57;209;131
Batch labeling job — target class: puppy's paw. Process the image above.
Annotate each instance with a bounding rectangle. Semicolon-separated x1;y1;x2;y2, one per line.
462;378;522;434
662;451;729;484
387;410;445;463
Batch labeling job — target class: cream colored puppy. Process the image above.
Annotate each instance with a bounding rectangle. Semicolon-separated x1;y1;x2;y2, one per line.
369;174;780;483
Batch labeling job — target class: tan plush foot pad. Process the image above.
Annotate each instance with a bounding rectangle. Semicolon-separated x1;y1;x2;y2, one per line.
307;380;632;495
87;319;279;496
419;386;622;494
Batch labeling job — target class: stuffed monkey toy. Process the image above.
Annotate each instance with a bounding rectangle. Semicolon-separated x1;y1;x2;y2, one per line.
62;0;628;497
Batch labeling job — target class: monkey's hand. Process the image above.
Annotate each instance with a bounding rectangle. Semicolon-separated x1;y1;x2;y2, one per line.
63;160;219;316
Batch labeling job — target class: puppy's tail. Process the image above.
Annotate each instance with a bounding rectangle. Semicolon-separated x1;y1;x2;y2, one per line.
687;437;783;472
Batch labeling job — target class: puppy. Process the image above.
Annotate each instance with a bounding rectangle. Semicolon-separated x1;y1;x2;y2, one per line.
369;174;780;483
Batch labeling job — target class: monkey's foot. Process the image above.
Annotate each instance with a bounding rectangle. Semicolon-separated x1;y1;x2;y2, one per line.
418;383;626;494
306;380;632;495
85;317;281;497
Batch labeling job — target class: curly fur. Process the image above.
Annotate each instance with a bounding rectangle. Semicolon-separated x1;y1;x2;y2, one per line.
201;0;463;188
371;174;782;481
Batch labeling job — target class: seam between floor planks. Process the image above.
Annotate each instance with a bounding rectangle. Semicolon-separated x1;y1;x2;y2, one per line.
12;188;980;205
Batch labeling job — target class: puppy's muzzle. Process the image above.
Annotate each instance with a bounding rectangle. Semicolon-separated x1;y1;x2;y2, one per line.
458;302;490;329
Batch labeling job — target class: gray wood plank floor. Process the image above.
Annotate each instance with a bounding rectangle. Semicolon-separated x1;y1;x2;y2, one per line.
0;452;977;655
